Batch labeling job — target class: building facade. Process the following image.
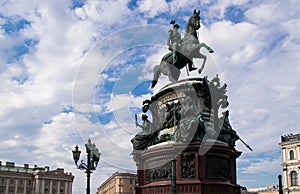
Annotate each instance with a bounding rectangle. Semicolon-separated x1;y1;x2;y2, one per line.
0;161;74;194
279;133;300;194
97;172;136;194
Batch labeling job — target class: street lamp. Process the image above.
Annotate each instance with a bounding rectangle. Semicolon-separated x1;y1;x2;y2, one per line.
278;175;283;194
72;139;101;194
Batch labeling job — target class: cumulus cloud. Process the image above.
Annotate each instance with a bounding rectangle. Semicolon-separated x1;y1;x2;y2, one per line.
137;0;169;18
33;112;78;161
168;0;200;16
1;0;300;193
200;0;249;21
241;157;281;175
0;1;144;193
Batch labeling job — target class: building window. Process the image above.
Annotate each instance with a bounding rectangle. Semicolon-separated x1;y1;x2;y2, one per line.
291;171;298;186
290;150;295;160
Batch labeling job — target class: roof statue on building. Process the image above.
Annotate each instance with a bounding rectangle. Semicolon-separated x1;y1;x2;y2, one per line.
151;9;214;88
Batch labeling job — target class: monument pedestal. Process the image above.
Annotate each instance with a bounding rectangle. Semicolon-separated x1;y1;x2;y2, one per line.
134;141;241;194
131;77;244;194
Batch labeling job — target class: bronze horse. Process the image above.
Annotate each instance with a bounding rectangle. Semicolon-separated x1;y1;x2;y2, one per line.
151;9;213;88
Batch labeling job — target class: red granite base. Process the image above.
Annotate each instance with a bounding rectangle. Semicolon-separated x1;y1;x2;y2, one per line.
133;142;242;194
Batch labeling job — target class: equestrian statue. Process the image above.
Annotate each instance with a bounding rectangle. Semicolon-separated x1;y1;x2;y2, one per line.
151;9;214;88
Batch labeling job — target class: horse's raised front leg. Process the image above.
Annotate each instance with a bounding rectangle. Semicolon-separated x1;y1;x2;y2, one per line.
201;43;214;53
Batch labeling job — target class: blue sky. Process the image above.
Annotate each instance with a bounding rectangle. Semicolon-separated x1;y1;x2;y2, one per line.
1;0;300;193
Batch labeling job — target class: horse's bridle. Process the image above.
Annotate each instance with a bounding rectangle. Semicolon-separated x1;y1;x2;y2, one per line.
193;15;201;30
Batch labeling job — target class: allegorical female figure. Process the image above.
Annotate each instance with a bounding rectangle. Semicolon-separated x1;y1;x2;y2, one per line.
131;114;158;152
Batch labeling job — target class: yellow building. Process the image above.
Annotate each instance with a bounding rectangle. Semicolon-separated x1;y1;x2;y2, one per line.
0;161;74;194
97;172;136;194
279;133;300;194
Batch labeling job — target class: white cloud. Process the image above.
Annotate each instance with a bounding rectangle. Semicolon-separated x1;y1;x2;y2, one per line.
202;0;250;21
3;139;18;147
282;19;300;41
272;85;297;101
208;21;259;59
1;0;300;193
32;112;78;160
241;158;281;175
169;0;198;14
245;3;284;26
0;3;148;194
190;2;300;184
73;0;136;26
137;0;169;18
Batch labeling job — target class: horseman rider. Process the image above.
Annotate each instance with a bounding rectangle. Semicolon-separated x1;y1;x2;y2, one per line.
167;20;181;65
167;20;197;71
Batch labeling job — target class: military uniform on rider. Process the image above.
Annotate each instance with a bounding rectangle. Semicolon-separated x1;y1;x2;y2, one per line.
167;21;181;66
167;21;197;71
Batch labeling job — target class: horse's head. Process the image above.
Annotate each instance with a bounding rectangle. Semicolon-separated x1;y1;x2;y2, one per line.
191;9;201;30
185;9;201;39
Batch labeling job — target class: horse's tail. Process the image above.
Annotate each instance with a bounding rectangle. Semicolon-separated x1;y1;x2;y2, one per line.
151;65;161;88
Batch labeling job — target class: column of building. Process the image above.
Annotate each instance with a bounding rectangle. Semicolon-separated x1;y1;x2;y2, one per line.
57;180;60;194
282;148;288;189
297;145;300;161
14;179;18;194
5;178;9;194
49;179;53;194
23;179;27;194
64;180;73;194
68;180;72;194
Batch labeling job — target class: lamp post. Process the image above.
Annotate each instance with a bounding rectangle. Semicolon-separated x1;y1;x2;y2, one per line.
170;159;177;194
72;139;101;194
278;175;283;194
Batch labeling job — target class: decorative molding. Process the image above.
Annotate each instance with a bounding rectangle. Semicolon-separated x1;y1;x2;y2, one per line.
181;153;196;178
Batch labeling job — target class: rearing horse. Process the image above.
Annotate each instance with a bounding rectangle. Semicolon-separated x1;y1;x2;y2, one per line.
151;9;213;88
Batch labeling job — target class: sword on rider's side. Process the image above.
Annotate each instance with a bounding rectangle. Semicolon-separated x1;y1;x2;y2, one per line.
239;137;253;151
